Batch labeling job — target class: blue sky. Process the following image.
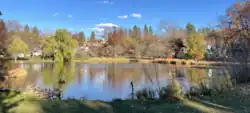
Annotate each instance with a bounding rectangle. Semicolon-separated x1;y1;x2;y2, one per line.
1;0;237;38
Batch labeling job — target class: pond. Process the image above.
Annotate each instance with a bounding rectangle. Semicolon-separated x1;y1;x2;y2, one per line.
2;63;232;101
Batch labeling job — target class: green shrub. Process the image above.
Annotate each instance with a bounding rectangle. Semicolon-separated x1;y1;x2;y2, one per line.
158;80;183;100
204;52;209;60
183;54;193;60
135;88;155;100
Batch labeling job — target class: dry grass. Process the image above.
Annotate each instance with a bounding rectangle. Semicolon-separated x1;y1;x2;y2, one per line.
74;57;130;64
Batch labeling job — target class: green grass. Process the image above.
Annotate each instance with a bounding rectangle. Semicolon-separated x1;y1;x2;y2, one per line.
15;58;54;63
1;84;250;113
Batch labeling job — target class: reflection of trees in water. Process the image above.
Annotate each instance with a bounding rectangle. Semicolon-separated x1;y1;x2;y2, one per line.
21;64;40;87
42;63;76;91
3;77;26;89
88;67;105;84
188;68;214;89
76;64;83;84
142;64;183;89
186;67;233;92
187;68;204;85
142;63;160;90
1;60;15;70
106;64;142;89
107;64;116;88
0;61;31;89
209;69;233;92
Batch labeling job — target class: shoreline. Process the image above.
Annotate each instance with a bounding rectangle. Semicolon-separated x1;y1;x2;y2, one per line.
9;57;246;66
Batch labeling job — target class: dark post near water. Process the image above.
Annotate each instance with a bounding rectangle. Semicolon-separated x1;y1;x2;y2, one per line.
130;81;134;99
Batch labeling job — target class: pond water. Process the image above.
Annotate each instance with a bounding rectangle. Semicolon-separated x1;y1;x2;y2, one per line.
3;63;232;101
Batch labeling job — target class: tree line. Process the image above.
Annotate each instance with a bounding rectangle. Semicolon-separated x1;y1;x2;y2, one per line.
0;1;249;63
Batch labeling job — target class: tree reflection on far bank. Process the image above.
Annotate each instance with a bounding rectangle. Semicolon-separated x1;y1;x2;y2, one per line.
0;62;236;100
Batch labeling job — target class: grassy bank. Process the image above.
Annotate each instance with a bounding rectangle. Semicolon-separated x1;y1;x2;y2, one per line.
16;59;54;63
75;57;131;63
151;58;219;66
11;57;239;66
1;84;249;113
13;57;131;64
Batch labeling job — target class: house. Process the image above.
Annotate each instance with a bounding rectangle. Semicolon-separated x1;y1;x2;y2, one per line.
176;47;187;58
18;53;25;58
32;50;43;57
30;46;44;57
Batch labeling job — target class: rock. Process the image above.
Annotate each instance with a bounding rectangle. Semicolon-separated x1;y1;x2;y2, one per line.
24;85;50;99
7;68;27;78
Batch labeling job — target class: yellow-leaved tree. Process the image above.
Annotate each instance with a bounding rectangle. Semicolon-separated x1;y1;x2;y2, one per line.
186;33;206;60
8;37;29;62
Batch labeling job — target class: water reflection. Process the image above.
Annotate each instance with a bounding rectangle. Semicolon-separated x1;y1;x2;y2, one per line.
2;63;233;101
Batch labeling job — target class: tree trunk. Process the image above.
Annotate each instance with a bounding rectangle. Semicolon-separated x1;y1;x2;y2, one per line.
14;56;17;62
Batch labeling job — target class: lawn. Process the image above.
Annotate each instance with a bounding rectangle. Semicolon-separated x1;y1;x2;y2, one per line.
1;84;250;113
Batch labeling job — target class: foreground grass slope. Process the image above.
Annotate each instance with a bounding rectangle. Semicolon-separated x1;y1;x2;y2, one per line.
1;84;250;113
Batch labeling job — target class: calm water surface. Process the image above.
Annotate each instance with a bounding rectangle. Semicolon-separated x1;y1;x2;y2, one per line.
8;63;230;101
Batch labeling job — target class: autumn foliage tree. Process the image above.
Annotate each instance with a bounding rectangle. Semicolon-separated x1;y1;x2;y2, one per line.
185;23;206;59
187;33;206;60
8;38;29;62
219;1;250;83
107;28;125;56
72;31;86;46
132;25;141;40
220;1;250;44
0;20;7;52
107;28;125;46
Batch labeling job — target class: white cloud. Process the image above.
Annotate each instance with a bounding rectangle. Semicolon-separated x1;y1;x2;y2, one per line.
67;14;72;18
118;15;128;19
131;13;142;19
89;27;105;32
89;23;118;36
53;13;58;17
98;1;114;4
96;23;118;28
103;1;109;3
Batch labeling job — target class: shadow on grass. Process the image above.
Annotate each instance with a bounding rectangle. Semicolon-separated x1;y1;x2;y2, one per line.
2;84;249;113
190;97;232;111
0;91;242;113
0;91;22;113
188;85;250;113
